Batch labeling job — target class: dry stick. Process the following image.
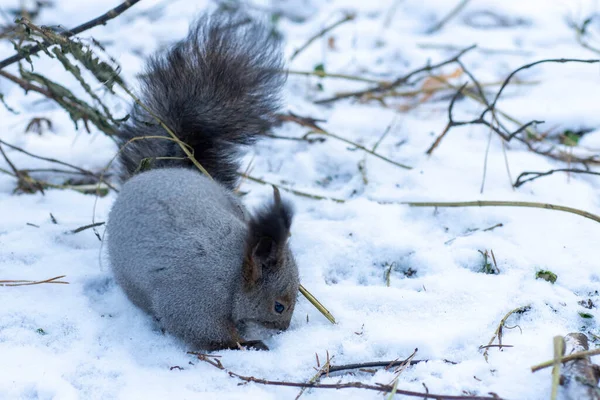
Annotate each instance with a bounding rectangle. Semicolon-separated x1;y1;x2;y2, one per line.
426;0;471;34
286;69;381;84
228;371;503;400
403;200;600;224
71;221;105;234
417;43;532;56
0;0;141;70
531;348;600;372
278;112;412;170
481;306;530;362
551;336;564;400
324;359;428;377
295;354;333;400
514;168;600;188
290;13;355;61
0;138;116;191
298;285;336;324
314;44;476;104
240;173;345;204
0;275;68;286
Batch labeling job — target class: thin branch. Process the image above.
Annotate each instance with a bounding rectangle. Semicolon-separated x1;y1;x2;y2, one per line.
290;13;355;61
315;45;477;104
323;359;427;377
240;173;345;203
277;112;412;170
0;275;68;286
531;348;600;372
286;69;381;84
514;168;600;188
228;371;503;399
402;200;600;224
426;0;471;34
0;138;116;191
426;58;600;155
70;221;105;234
481;306;530;362
0;0;141;70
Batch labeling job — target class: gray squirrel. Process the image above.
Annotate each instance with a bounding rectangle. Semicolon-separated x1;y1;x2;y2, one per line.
106;12;299;351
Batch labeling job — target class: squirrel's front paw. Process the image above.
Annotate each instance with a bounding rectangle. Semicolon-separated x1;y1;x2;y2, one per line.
239;340;269;351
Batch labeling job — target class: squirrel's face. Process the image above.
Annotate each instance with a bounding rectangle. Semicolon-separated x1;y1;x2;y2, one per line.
233;187;299;335
233;246;299;332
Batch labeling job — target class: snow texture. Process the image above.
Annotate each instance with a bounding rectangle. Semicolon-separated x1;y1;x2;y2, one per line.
1;0;599;399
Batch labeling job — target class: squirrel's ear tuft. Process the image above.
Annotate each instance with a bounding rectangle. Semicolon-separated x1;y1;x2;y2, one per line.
243;186;294;288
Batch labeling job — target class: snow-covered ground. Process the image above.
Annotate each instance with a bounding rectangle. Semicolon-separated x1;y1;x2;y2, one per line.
1;0;599;399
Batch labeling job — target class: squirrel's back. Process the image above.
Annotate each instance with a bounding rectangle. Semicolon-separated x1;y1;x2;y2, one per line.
116;12;285;189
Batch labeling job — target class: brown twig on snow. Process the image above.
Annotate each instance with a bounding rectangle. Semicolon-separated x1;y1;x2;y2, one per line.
290;13;355;61
315;45;477;104
0;275;68;286
481;306;531;362
0;0;141;70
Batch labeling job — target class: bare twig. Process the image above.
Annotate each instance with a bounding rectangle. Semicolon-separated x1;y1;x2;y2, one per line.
0;275;68;286
240;173;345;203
277;112;412;170
0;0;141;70
70;221;105;234
531;348;600;373
290;13;355;61
514;168;600;188
315;45;477;104
402;200;600;224
426;58;600;154
228;371;503;399
426;0;471;34
481;306;530;362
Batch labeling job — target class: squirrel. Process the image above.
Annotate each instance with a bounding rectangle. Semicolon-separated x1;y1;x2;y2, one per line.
105;12;298;351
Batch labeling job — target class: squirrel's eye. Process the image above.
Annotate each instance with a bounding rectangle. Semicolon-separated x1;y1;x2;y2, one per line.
274;301;285;314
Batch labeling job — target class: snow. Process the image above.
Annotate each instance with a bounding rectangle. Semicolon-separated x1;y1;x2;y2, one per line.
1;0;599;399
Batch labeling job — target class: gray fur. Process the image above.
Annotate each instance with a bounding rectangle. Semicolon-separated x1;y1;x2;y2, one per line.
106;13;299;351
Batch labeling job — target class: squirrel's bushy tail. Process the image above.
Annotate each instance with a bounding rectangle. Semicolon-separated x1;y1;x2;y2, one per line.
117;12;285;189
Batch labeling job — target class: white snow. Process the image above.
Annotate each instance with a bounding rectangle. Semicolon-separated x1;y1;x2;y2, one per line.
0;0;599;399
